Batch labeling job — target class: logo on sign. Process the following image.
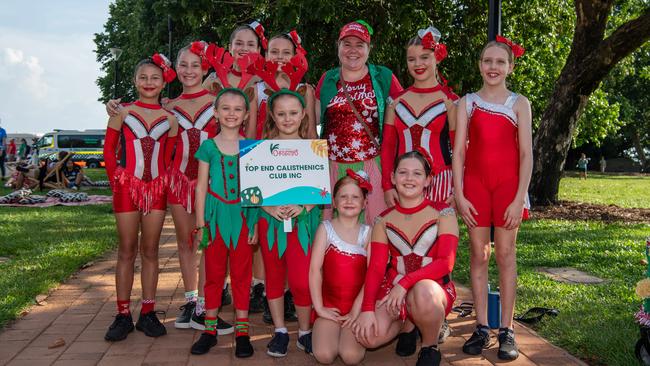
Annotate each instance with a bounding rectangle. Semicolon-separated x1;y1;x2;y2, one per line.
270;143;299;157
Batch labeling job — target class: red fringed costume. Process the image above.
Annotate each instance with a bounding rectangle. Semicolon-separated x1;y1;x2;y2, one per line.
168;89;218;213
362;200;458;319
381;85;459;203
104;101;175;214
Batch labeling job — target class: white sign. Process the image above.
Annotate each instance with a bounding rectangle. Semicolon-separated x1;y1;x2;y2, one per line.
239;139;332;207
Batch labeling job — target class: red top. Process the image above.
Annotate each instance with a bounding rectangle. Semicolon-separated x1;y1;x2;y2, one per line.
316;73;380;163
170;93;218;180
382;86;458;190
361;200;458;312
118;103;173;182
464;92;520;179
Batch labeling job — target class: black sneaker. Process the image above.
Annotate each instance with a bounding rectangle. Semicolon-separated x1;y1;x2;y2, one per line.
174;301;195;329
267;331;289;357
262;296;273;325
190;311;205;331
249;283;265;313
221;284;232;307
296;332;312;354
190;332;217;355
135;311;167;337
498;328;519;360
216;316;234;335
438;319;451;344
416;345;441;366
284;291;298;322
395;326;418;356
462;325;493;355
104;313;134;341
235;335;254;358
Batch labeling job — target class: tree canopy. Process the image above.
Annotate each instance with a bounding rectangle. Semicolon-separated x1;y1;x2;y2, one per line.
94;0;650;203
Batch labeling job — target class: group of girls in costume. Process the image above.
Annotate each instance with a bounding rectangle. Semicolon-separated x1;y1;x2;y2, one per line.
102;18;532;366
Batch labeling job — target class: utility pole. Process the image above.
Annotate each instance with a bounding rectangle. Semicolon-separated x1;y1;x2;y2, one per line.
488;0;502;41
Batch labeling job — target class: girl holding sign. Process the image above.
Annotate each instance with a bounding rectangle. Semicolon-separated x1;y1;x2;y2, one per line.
453;37;532;360
355;149;459;366
257;89;320;357
191;88;258;357
103;54;178;341
309;170;371;365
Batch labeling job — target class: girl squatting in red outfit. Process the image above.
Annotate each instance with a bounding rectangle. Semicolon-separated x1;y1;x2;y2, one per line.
103;55;178;341
310;170;372;365
355;150;460;366
453;37;533;361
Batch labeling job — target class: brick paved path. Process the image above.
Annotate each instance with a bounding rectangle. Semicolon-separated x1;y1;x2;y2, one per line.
0;216;586;366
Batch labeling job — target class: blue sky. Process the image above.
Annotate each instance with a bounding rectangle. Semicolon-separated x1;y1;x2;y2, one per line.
0;0;111;135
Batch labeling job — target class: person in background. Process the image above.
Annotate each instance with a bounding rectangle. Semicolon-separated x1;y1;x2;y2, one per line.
0;119;6;180
577;153;589;179
599;156;606;173
62;159;84;190
18;138;28;162
7;139;16;162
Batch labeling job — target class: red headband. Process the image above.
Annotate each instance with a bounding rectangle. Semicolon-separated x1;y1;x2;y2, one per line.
419;27;447;62
249;52;308;92
248;21;268;51
287;30;307;56
345;169;373;193
414;147;435;176
495;35;525;58
189;41;210;70
151;53;176;83
205;43;260;89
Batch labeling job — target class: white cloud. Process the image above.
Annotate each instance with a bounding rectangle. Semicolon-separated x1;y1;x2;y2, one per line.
0;1;111;135
0;47;49;99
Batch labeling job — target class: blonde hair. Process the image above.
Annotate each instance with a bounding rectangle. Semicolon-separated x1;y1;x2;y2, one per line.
262;93;309;139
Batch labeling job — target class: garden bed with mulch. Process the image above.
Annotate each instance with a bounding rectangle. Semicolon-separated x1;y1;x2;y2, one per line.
532;200;650;223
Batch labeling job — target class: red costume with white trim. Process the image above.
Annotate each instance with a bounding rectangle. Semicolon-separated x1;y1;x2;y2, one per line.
104;101;175;214
362;200;458;318
381;86;459;203
168;89;218;212
320;220;370;316
462;92;528;227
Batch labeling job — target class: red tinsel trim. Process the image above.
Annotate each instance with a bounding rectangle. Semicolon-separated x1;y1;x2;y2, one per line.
114;167;168;214
168;167;197;213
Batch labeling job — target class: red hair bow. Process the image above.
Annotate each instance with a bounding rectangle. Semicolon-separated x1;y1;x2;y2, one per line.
248;21;268;51
346;169;373;193
287;30;307;56
151;53;176;83
496;35;525;58
414;147;436;176
189;41;210;70
419;27;447;62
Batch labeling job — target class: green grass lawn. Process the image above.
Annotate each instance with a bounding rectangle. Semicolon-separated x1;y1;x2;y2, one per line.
0;204;116;327
559;172;650;208
453;219;649;366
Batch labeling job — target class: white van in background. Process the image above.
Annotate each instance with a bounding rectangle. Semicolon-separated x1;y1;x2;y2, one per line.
36;129;106;168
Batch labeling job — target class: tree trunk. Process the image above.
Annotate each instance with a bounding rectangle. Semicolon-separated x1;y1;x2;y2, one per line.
530;1;650;205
